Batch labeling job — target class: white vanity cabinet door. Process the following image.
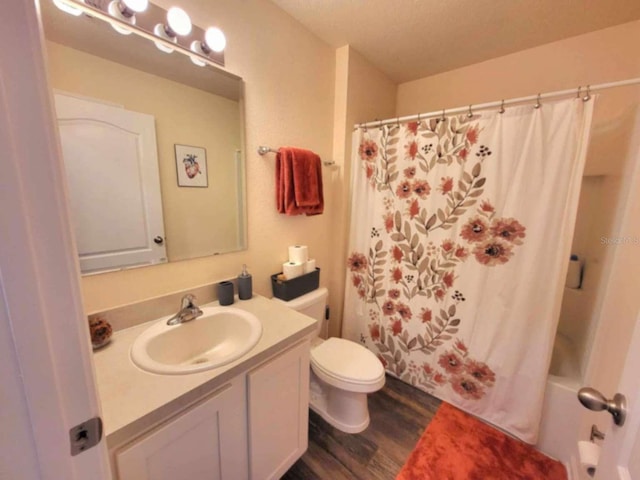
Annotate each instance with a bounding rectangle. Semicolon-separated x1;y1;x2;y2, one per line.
247;340;310;480
115;377;247;480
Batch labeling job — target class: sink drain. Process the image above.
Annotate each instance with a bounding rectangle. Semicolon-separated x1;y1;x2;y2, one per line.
192;357;208;365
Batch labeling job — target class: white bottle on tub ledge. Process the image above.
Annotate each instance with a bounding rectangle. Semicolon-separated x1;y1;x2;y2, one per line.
565;254;582;289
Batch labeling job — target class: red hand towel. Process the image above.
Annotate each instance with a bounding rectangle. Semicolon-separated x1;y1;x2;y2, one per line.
276;147;324;216
276;148;301;215
291;148;323;208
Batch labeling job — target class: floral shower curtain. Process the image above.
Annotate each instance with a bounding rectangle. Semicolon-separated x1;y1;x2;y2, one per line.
343;98;594;443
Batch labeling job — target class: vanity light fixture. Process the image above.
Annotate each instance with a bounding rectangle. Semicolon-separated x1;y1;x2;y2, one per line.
167;6;192;36
204;27;226;53
53;0;84;16
188;51;206;67
189;27;226;66
107;0;149;35
50;0;226;67
153;6;192;53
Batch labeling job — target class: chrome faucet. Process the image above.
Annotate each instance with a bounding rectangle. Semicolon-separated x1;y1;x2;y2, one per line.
167;294;203;325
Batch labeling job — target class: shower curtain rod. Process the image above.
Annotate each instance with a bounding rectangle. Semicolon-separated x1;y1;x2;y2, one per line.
355;76;640;129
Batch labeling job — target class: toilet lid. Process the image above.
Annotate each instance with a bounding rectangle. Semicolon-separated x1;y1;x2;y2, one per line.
311;337;384;384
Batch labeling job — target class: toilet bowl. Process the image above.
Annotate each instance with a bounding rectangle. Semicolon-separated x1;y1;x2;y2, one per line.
273;287;385;433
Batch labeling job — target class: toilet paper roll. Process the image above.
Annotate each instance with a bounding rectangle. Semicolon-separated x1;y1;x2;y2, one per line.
304;258;317;274
283;261;304;280
566;257;582;289
289;245;309;264
578;441;600;473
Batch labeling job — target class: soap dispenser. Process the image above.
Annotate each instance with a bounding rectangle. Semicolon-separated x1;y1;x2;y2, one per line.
238;264;253;300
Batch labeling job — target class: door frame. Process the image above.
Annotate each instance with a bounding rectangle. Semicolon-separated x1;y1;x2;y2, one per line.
595;309;640;479
581;101;640;480
0;0;110;478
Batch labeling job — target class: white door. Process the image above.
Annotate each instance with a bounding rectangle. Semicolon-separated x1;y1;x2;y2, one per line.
54;93;167;273
1;0;110;478
595;310;640;479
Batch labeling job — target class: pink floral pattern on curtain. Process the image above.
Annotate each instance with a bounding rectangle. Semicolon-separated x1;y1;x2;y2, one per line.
345;100;594;442
348;116;527;401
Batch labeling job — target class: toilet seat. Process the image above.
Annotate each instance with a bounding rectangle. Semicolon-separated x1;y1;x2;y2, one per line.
311;337;385;393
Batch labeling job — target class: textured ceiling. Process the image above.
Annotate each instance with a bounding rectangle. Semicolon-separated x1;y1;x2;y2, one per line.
269;0;640;83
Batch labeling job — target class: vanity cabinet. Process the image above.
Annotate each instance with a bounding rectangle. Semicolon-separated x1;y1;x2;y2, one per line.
111;339;310;480
115;377;248;480
247;340;310;480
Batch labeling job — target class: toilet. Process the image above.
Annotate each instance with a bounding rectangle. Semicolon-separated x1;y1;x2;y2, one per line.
273;287;385;433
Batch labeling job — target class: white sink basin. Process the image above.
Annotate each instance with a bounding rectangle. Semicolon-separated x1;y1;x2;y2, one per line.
131;306;263;375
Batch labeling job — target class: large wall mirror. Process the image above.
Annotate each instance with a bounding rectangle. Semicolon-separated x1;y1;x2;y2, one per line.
40;0;246;275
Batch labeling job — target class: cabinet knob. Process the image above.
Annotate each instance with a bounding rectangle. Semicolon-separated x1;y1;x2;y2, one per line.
153;236;164;245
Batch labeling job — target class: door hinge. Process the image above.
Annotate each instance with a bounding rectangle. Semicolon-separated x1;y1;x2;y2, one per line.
69;416;103;456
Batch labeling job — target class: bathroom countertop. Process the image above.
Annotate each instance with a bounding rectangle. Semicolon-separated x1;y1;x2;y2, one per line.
92;294;316;447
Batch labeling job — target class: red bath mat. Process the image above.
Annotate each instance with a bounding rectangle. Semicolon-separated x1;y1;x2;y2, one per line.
396;403;567;480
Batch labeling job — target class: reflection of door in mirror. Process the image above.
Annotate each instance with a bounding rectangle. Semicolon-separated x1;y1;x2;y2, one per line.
55;93;167;274
44;39;245;271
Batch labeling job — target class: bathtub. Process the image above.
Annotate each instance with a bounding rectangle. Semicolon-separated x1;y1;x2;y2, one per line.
549;332;581;379
537;333;583;475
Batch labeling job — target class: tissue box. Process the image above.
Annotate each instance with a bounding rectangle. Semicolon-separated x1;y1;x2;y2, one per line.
271;268;320;301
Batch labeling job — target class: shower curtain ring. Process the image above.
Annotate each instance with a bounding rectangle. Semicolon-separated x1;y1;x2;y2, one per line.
417;113;421;123
441;109;446;121
363;122;368;132
396;117;400;127
583;85;592;102
499;100;505;114
378;119;384;130
576;86;582;99
534;93;542;109
467;105;473;118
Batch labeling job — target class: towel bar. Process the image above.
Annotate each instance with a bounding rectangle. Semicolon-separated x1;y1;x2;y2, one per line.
258;146;336;166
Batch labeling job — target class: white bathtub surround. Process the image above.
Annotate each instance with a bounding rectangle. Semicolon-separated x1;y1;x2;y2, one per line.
538;366;581;462
538;333;596;479
549;332;581;379
344;98;594;443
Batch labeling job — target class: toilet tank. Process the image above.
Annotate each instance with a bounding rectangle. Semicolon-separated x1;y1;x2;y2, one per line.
273;287;328;337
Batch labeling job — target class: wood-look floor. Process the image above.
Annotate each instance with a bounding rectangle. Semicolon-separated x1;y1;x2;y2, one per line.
282;375;442;480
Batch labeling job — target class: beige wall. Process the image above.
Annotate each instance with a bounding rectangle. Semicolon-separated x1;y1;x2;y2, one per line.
397;20;640;115
76;0;335;314
47;41;242;263
328;46;396;336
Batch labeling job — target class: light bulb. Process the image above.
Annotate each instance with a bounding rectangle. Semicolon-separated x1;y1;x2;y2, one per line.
189;41;209;66
153;24;176;53
107;1;134;35
166;7;192;36
53;0;83;16
121;0;148;13
204;27;226;53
